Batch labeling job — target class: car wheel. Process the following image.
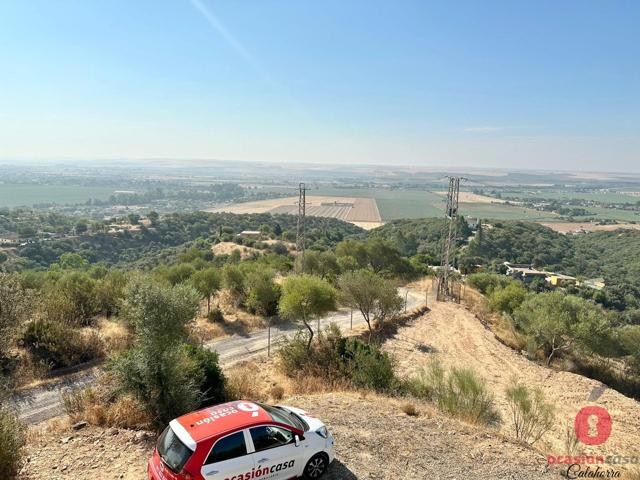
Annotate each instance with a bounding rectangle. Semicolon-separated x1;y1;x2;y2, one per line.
303;453;328;479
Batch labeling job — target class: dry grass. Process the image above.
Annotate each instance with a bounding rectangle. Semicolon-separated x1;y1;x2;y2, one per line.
225;362;267;401
189;317;226;343
61;376;151;430
462;287;526;351
268;384;285;401
94;318;132;355
401;402;419;416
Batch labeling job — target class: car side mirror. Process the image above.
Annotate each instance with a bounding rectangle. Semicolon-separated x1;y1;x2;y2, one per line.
294;435;300;447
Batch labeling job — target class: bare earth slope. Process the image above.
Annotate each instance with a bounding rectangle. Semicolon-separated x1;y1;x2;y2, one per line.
21;393;551;480
384;301;640;459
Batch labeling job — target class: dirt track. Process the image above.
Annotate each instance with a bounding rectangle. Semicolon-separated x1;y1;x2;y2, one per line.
384;300;640;460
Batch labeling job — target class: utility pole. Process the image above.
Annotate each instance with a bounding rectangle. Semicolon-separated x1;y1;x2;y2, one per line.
297;182;306;270
437;176;465;301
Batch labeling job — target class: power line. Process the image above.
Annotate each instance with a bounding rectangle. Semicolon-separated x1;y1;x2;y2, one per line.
437;176;465;301
296;182;306;269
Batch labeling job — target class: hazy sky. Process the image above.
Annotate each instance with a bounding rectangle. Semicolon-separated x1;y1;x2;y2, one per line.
0;0;638;171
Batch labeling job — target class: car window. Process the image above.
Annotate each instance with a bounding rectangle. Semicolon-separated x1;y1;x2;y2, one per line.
157;426;192;473
250;425;294;452
205;431;247;465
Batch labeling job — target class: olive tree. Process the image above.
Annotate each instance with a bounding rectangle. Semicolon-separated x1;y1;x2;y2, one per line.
279;275;336;350
191;267;221;314
338;269;403;339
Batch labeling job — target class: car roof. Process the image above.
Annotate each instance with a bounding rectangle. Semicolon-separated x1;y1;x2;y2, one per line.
173;400;273;445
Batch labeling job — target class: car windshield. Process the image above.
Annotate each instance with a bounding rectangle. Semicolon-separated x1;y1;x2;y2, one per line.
258;403;308;431
157;426;192;473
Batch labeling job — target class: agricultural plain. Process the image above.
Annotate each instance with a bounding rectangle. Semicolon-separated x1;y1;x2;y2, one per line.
208;195;383;229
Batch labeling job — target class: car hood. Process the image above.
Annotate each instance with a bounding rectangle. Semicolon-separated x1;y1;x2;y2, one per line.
279;405;326;432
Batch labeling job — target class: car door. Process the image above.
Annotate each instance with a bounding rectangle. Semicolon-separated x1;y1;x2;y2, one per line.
248;425;304;480
201;430;254;480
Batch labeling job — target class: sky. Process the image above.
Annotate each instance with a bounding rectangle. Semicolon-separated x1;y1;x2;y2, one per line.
0;0;638;172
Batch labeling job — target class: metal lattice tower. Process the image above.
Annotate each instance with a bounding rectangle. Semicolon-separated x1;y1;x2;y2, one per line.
437;176;464;301
296;182;306;260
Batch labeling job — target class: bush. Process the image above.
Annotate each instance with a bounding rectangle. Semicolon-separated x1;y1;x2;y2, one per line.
488;283;528;315
505;379;555;444
110;345;201;427
22;320;103;370
407;360;500;426
401;402;418;416
466;273;512;295
269;384;285;400
207;307;224;323
182;344;226;407
61;385;152;429
0;405;26;480
277;323;396;392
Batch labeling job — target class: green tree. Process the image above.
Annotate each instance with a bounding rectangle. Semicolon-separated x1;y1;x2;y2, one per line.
163;263;196;285
244;269;280;317
146;211;159;226
222;263;246;305
279;275;336;350
111;278;213;425
47;272;98;326
95;270;128;317
514;292;615;365
0;274;30;370
191;267;221;314
488;283;528;315
296;250;340;281
338;270;403;339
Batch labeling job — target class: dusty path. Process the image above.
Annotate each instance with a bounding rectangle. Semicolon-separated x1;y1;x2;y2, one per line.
13;287;425;424
384;301;640;459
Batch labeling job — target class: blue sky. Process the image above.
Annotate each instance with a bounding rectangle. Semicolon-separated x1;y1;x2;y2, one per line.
0;0;638;171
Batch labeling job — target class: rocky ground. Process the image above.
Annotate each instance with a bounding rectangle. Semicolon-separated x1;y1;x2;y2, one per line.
20;423;154;480
20;392;557;480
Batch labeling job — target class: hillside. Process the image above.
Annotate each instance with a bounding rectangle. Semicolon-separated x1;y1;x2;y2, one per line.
465;220;640;286
22;392;552;480
11;212;364;270
384;299;640;466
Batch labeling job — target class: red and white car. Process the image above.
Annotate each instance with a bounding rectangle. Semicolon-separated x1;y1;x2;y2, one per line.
148;400;335;480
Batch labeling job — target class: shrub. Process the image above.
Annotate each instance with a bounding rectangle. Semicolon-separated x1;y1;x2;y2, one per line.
110;345;201;427
0;405;26;480
277;323;396;392
488;283;528;315
342;338;395;391
466;273;512;295
182;344;226;407
207;307;224;323
401;402;418;416
407;360;500;426
22;319;103;370
505;379;555;444
269;384;285;400
61;385;151;429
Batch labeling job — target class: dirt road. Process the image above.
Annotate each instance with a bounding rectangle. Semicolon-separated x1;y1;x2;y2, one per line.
384;300;640;459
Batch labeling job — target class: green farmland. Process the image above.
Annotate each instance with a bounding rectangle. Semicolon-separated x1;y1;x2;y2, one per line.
0;185;115;208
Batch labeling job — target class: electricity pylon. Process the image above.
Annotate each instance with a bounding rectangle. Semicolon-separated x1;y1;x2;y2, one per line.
296;182;306;265
437;176;465;301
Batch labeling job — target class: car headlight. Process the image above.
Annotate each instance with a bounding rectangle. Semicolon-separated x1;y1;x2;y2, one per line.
316;426;328;438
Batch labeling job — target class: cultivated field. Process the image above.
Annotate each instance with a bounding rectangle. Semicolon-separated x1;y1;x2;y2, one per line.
208;195;383;229
0;185;115;207
436;191;506;204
